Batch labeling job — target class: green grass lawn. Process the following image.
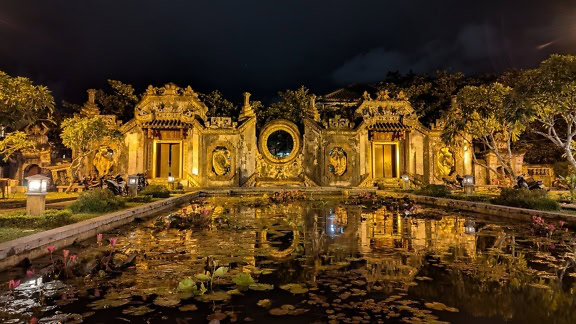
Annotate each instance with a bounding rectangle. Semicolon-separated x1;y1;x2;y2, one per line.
0;198;168;244
0;192;79;205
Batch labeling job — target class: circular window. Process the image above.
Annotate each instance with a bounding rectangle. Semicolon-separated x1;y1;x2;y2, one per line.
259;120;301;164
266;130;294;158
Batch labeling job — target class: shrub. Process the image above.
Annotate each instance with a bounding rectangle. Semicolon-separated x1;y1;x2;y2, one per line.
0;209;73;229
126;195;153;203
0;211;37;228
68;189;125;213
491;188;560;211
41;209;73;228
447;194;492;203
414;185;451;197
140;185;170;198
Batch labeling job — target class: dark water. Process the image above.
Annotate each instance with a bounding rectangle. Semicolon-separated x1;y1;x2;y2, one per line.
1;196;576;323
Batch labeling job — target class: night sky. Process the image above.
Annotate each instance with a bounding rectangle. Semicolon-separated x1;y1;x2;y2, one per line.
1;0;575;104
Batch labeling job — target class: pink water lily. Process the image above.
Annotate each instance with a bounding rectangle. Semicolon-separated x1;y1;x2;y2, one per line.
109;237;118;247
559;221;565;227
26;269;35;277
69;255;77;263
47;245;55;254
63;249;70;260
97;233;103;245
8;279;20;291
29;317;38;324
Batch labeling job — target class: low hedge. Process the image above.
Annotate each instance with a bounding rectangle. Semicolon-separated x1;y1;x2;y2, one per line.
68;189;125;213
140;185;171;198
126;195;153;203
491;188;560;211
414;184;451;198
0;209;73;228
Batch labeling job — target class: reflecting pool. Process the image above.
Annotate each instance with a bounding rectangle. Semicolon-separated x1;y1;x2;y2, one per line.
1;196;576;323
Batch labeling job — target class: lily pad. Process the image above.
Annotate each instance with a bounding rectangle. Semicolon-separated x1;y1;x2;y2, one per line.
257;299;271;308
88;298;130;310
233;273;255;287
153;295;181;307
122;305;154;316
269;308;289;316
279;283;308;294
249;283;274;291
424;302;459;312
179;304;199;312
196;291;231;302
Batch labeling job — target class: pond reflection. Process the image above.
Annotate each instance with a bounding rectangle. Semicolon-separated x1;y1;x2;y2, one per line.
1;197;576;323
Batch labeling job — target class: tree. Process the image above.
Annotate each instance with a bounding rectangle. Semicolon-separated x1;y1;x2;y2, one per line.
198;90;238;117
442;82;527;183
0;71;55;130
95;80;139;122
61;80;139;122
518;55;576;170
258;86;313;127
0;131;37;162
0;71;55;163
378;70;485;127
60;116;123;191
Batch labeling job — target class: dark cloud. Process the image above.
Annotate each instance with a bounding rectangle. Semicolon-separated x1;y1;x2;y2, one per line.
0;0;574;103
332;23;508;84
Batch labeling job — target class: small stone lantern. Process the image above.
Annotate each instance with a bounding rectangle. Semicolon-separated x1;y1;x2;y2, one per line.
168;175;175;190
25;174;50;216
463;175;475;195
400;174;410;190
127;175;139;197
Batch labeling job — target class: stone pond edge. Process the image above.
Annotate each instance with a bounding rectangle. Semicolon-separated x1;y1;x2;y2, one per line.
380;190;576;224
0;192;201;271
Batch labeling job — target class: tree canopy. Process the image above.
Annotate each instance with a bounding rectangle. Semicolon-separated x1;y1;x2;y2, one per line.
60;116;123;188
0;70;55;131
442;82;527;182
257;86;312;128
515;54;576;170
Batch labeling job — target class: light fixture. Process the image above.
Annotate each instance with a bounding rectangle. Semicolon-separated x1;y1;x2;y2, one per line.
400;174;410;189
26;174;49;195
127;175;139;197
463;175;475;195
25;174;50;216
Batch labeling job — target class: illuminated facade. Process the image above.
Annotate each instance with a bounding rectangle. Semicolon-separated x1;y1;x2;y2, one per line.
114;83;474;188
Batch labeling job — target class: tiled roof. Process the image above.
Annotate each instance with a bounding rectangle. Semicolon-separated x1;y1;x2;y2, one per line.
322;84;379;101
141;120;193;128
369;122;410;131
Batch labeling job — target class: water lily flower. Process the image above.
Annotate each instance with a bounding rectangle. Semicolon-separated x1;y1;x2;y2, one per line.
8;279;20;291
69;255;77;263
26;269;35;277
559;221;565;227
30;318;38;324
63;249;70;260
109;237;118;247
97;233;103;245
548;224;555;231
47;245;55;254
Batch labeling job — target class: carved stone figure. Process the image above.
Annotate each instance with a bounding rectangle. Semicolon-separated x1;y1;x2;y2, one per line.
436;147;455;179
212;147;231;176
94;147;115;176
328;147;347;176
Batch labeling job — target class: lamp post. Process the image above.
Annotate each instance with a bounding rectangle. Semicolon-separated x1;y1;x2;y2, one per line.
25;174;49;216
127;175;138;197
463;175;475;195
168;175;175;190
400;174;410;190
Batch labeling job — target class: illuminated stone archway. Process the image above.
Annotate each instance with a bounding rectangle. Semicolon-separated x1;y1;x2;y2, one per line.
258;120;301;165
